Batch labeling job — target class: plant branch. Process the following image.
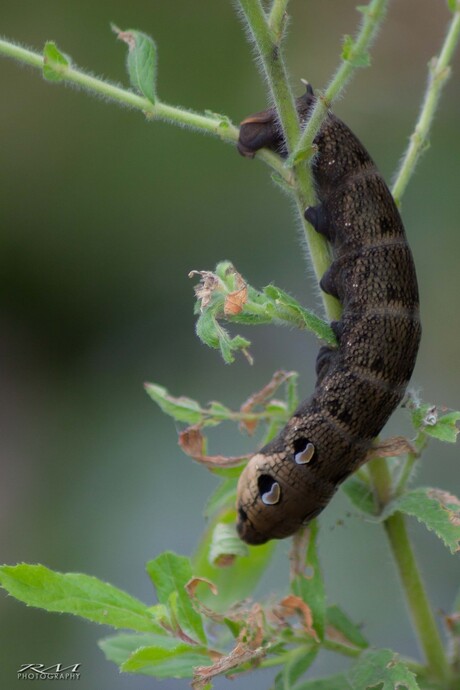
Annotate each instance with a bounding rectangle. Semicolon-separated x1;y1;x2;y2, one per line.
268;0;290;40
0;37;291;183
368;458;450;684
392;7;460;205
237;0;340;321
291;0;389;164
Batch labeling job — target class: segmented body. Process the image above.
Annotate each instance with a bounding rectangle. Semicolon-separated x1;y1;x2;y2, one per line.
236;88;421;545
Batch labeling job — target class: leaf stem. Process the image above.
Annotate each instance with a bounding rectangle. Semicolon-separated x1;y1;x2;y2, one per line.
392;8;460;205
368;458;450;684
0;37;291;184
268;0;290;39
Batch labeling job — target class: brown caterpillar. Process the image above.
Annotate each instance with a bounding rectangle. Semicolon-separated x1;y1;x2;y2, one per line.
236;85;421;545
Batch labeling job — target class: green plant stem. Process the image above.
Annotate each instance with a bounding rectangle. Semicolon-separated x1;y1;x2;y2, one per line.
237;0;340;321
394;432;428;496
368;458;450;684
392;8;460;205
291;0;389;163
0;37;290;184
268;0;290;39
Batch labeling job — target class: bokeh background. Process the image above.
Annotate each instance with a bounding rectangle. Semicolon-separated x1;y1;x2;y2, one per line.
1;1;459;688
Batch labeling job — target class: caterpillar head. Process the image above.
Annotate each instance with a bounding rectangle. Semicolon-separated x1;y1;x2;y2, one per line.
236;438;329;545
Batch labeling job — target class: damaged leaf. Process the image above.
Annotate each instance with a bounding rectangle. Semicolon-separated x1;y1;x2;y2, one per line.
381;487;460;554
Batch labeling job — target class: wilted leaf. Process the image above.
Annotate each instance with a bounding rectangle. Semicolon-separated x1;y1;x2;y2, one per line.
192;641;265;689
208;522;249;567
239;370;296;435
113;26;157;103
178;426;248;469
367;436;415;459
193;510;276;612
382;487;460;553
275;595;319;641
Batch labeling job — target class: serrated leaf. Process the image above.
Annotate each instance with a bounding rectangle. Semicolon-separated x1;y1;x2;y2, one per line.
326;604;368;649
43;41;70;81
98;632;179;667
382;487;460;553
0;564;159;632
146;553;206;644
425;411;460;443
114;27;157;103
193;510;275;612
348;648;420;690
294;673;353;690
145;383;204;425
121;644;211;677
208;522;249;566
342;474;377;515
291;522;326;641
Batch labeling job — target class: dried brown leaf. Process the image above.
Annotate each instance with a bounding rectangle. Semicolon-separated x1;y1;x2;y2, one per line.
239;370;294;435
178;426;247;469
224;285;248;316
367;435;416;460
275;595;319;641
189;270;222;310
192;642;265;689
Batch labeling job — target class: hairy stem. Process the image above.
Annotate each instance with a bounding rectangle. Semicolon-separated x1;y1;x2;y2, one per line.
268;0;290;39
369;458;450;683
392;8;460;205
237;0;340;321
0;37;290;183
291;0;389;163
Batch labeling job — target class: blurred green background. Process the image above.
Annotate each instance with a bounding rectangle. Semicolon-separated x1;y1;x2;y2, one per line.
1;1;459;688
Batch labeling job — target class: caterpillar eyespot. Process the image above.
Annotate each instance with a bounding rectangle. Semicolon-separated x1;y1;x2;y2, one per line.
294;440;315;465
236;85;421;545
258;475;282;506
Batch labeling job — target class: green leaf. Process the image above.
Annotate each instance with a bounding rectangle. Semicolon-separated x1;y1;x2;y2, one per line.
342;475;377;515
146;552;206;644
274;646;318;689
263;285;336;345
326;604;368;649
145;383;204;424
341;35;371;67
121;644;211;678
381;487;460;554
291;522;326;641
208;522;249;566
114;27;157;103
411;403;460;442
43;41;70;81
447;0;459;13
348;648;421;690
193;510;275;612
0;564;159;632
98;632;179;667
294;673;353;690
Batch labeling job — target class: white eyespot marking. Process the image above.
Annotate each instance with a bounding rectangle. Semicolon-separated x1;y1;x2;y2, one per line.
295;442;315;465
261;481;281;505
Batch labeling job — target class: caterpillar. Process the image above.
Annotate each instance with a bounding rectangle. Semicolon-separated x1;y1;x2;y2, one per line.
235;85;421;545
